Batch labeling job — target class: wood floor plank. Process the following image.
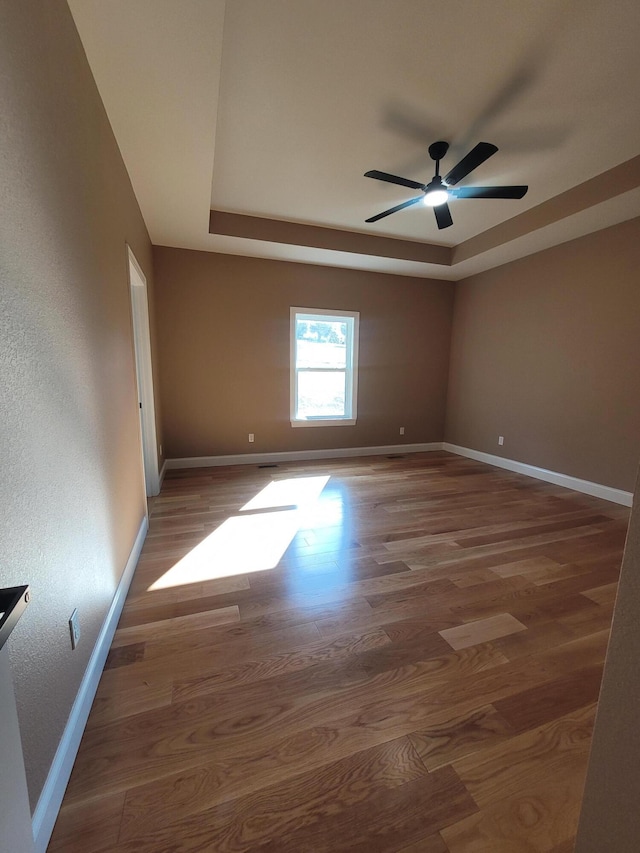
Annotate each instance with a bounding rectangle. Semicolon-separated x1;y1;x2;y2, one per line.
397;835;449;853
409;703;515;771
491;617;576;661
103;642;145;669
354;627;454;677
47;792;125;853
453;703;597;808
440;613;528;650
98;620;323;691
442;759;588;852
252;765;478;853
119;736;428;850
117;708;442;839
493;664;604;734
489;555;565;579
123;574;251;610
85;680;173;730
172;626;391;701
143;597;373;659
449;567;502;587
558;600;615;638
47;452;627;852
111;605;240;647
581;581;618;606
315;598;461;640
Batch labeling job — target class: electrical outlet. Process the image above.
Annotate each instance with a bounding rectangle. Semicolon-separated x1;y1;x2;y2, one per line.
248;433;255;443
498;435;504;446
159;444;163;456
69;609;80;650
399;426;405;435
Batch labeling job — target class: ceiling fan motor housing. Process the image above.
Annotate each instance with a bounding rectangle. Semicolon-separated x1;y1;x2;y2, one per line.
428;140;449;163
426;176;447;193
423;175;449;206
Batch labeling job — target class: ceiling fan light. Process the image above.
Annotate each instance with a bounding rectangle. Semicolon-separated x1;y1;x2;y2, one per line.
423;189;449;207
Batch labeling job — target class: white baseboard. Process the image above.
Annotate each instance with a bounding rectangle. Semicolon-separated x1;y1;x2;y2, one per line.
165;442;633;506
32;516;148;853
443;443;633;507
159;458;168;487
165;443;443;470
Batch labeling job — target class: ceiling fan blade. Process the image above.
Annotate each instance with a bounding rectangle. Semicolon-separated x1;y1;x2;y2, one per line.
364;170;425;190
433;202;453;230
365;196;423;223
451;185;528;199
443;142;498;186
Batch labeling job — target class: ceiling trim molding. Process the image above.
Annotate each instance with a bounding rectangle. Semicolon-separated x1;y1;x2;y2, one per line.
454;154;640;263
209;210;452;266
209;154;640;275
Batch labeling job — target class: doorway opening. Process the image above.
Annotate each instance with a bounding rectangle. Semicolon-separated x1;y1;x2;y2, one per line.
127;246;160;497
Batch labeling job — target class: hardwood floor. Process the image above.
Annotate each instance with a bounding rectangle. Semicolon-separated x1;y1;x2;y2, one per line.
47;452;629;852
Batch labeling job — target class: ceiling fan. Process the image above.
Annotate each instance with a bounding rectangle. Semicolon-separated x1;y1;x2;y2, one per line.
364;141;528;230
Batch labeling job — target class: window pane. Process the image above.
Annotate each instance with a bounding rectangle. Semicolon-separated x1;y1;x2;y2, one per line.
297;371;346;418
296;321;347;368
290;308;359;426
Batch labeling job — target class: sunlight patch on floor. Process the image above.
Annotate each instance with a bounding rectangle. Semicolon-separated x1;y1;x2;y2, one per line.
148;475;331;591
241;475;330;512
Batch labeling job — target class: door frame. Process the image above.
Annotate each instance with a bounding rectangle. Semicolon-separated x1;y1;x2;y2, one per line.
127;245;160;497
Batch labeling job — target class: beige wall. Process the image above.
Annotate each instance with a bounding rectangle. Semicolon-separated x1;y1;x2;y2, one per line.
445;218;640;492
154;248;454;457
0;0;159;808
575;468;640;851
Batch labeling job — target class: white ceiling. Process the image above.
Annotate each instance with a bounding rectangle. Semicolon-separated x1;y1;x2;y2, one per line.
68;0;640;280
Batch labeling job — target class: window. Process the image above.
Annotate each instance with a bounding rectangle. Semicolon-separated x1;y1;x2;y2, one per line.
290;307;359;427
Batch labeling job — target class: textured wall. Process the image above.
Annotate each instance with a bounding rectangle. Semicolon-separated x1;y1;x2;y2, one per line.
445;218;640;492
575;469;640;851
0;0;156;807
153;248;454;457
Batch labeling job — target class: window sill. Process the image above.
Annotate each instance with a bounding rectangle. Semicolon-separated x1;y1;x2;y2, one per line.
291;418;357;428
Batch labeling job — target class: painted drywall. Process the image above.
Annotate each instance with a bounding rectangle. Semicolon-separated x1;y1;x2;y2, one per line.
0;649;34;851
445;217;640;492
153;248;454;457
0;0;159;808
575;469;640;851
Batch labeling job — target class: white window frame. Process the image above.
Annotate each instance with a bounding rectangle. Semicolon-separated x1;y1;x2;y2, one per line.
290;306;359;427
